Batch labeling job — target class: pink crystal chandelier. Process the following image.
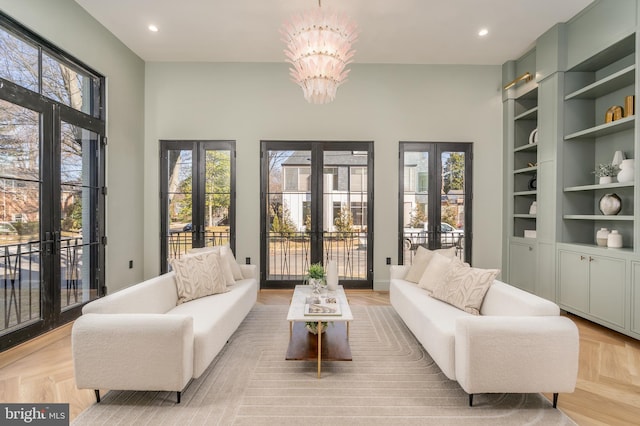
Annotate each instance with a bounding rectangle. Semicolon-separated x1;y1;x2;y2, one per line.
281;0;358;104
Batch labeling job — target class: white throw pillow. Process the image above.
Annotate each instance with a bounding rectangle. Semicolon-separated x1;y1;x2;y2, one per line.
417;252;460;293
187;246;220;255
404;246;457;283
431;261;499;315
221;244;244;280
170;251;227;304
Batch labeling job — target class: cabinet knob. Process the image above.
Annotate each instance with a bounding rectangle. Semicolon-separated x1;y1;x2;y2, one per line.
529;246;533;251
580;255;586;260
589;256;594;262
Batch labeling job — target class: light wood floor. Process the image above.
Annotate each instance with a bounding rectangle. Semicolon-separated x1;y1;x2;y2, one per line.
1;289;639;425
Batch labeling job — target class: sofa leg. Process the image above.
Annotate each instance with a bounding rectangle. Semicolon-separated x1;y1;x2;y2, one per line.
94;390;100;403
177;391;181;404
469;394;473;407
553;393;558;408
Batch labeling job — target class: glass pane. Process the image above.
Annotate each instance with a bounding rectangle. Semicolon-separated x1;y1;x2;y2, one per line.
42;52;93;115
204;149;230;247
0;27;38;91
60;122;98;311
402;151;429;264
267;150;310;280
441;151;466;261
323;151;368;280
0;102;41;335
167;150;193;261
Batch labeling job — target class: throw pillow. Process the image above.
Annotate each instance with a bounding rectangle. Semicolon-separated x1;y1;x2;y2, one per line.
417;252;458;293
404;246;457;283
170;251;227;304
187;245;236;285
221;244;244;280
431;262;499;315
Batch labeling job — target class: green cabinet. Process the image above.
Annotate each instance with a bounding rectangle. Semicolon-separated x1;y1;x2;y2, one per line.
558;249;626;328
508;240;537;294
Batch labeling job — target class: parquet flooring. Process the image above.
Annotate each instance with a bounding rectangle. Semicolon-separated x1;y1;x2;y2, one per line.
0;289;639;425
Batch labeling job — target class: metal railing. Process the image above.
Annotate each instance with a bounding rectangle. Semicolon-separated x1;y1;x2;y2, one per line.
167;231;230;261
1;237;86;336
267;231;368;280
402;230;466;264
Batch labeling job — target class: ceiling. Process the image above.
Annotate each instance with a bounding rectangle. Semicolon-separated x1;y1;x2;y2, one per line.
74;0;594;65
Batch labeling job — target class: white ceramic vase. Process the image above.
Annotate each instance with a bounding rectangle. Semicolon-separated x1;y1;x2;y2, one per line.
617;159;635;183
599;176;613;184
607;230;623;248
596;228;610;247
326;260;338;291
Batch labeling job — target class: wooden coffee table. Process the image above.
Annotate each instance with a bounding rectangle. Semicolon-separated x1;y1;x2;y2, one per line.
285;285;354;378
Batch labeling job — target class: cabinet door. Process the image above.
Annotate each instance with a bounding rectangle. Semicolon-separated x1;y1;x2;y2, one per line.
509;241;536;293
633;262;640;335
590;255;626;328
558;250;589;312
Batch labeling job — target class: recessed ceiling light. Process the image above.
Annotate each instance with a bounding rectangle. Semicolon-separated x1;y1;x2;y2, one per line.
478;28;489;37
148;25;159;32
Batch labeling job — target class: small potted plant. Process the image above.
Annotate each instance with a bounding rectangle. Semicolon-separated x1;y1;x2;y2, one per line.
306;263;326;293
593;163;618;184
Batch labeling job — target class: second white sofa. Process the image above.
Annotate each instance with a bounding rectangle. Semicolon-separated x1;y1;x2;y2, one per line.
390;264;579;407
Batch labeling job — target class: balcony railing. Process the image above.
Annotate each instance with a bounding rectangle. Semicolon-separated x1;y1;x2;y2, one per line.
402;230;466;264
267;231;368;280
1;237;85;336
167;231;230;261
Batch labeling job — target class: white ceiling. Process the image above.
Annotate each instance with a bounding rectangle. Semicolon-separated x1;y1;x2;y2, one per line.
74;0;594;65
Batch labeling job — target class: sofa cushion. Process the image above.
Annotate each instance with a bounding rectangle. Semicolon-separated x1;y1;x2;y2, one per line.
390;278;469;379
170;251;228;304
480;280;560;316
431;262;498;315
167;279;258;377
404;246;456;283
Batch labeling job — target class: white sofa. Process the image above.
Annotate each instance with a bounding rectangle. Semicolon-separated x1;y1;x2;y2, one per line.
72;264;258;403
390;265;579;407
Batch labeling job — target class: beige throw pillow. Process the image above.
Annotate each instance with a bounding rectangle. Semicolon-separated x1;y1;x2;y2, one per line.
221;244;244;280
417;252;457;293
431;262;499;315
187;245;237;285
404;246;457;283
170;251;227;304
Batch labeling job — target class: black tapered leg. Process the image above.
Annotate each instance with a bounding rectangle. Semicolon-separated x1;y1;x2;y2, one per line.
553;393;558;408
469;394;473;407
177;391;181;404
94;390;100;403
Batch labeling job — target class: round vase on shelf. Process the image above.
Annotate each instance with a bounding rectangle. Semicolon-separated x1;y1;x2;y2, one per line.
617;159;634;183
599;193;622;215
607;230;623;248
599;176;613;184
596;228;610;247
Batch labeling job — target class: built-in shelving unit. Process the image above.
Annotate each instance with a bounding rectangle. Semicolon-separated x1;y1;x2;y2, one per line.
512;87;539;239
561;33;636;249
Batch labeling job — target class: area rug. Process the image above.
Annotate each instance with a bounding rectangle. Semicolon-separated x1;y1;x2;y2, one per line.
73;305;576;425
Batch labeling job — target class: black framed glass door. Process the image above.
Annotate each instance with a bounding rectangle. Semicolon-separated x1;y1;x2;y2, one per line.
399;142;473;264
160;140;235;273
261;141;373;289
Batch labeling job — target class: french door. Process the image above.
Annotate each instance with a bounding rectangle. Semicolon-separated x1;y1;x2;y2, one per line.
399;142;473;264
160;140;235;273
261;141;373;289
0;80;105;350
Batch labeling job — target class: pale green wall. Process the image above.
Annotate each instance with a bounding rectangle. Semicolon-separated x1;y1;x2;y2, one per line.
0;0;146;292
144;62;503;289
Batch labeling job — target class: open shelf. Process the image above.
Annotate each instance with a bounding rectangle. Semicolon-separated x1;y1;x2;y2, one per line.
565;182;634;192
565;64;635;100
514;142;538;153
515;106;539;121
565;116;634;140
563;214;634;221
